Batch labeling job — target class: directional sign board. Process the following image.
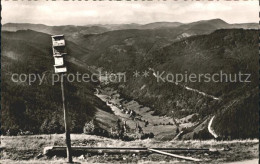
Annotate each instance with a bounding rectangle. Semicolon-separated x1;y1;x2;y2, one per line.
52;35;66;47
54;56;64;66
52;34;67;73
54;65;67;73
53;47;66;56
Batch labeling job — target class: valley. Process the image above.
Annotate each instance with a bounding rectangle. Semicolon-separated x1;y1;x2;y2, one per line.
1;18;259;163
1;20;258;140
95;87;178;140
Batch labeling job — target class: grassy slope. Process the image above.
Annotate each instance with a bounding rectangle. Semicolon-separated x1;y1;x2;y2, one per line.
1;134;258;163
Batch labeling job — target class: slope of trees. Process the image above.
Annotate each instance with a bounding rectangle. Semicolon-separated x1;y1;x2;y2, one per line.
79;29;258;139
1;30;111;135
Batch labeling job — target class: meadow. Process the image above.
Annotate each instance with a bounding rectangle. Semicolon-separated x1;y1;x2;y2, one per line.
1;134;258;163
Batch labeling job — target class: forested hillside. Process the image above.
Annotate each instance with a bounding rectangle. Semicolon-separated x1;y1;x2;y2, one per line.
1;30;111;135
122;29;258;139
74;29;258;139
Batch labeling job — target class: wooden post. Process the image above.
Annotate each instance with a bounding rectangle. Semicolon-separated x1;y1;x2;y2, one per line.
51;35;72;163
61;76;73;163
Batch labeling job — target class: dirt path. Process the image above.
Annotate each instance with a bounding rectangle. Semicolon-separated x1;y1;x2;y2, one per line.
150;68;220;100
208;116;218;138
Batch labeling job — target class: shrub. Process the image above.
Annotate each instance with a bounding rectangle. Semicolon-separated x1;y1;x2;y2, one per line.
83;120;95;134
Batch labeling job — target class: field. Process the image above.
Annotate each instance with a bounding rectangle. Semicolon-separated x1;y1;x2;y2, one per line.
1;134;258;163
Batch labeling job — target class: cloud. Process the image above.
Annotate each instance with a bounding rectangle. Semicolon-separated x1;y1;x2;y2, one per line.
2;1;258;25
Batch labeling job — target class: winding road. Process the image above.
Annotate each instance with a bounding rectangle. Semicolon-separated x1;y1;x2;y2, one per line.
208;116;218;138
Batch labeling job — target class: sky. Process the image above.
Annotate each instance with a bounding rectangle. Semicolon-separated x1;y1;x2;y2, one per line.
2;1;259;26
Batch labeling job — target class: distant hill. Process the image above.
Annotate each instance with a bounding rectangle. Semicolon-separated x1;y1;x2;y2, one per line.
97;23;141;31
96;22;182;30
2;23;109;40
70;19;257;69
174;19;257;40
68;20;233;66
185;19;229;29
3;19;257;48
228;23;259;29
3;19;257;36
136;22;182;29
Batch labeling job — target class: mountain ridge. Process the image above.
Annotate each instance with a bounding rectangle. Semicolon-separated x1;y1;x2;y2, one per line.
3;18;258;34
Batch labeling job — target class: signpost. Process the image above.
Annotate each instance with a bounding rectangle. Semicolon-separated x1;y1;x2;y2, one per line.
51;35;73;163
